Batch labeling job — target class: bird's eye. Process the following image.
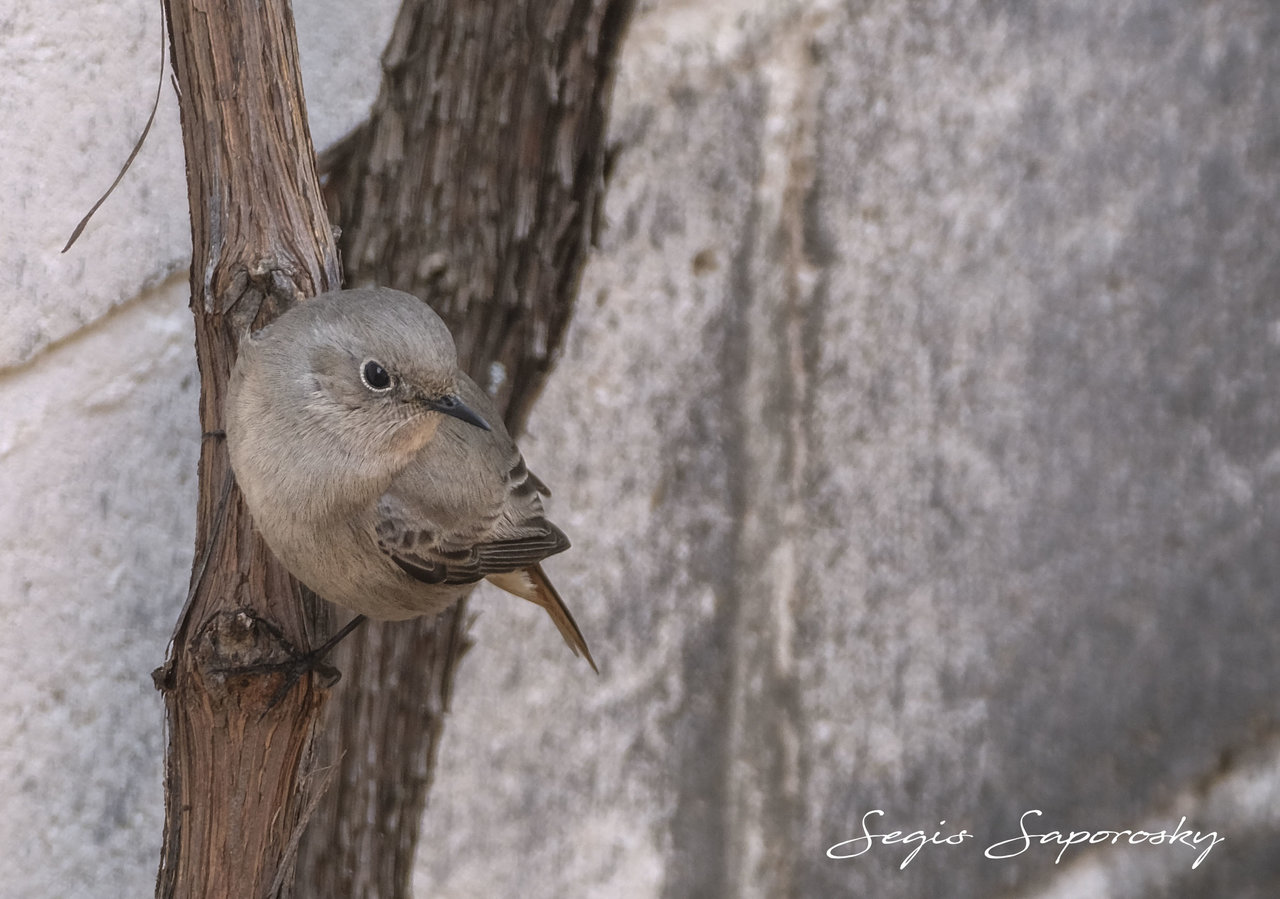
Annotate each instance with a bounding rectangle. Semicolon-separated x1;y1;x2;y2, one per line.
361;359;393;392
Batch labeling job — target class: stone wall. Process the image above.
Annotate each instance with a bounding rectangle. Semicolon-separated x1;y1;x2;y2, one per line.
3;1;1276;896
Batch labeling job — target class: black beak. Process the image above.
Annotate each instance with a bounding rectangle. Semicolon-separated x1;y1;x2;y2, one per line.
427;394;491;431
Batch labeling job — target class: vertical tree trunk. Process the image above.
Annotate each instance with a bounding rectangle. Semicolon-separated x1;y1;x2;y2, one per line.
294;1;634;896
153;0;340;896
152;0;631;894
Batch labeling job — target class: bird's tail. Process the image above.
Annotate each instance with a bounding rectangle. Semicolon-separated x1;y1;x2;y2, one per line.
486;564;598;673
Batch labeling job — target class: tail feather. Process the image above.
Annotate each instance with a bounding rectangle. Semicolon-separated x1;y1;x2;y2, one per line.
486;564;598;673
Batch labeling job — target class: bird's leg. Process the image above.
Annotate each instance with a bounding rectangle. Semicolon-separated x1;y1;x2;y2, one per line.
309;612;370;659
271;613;369;707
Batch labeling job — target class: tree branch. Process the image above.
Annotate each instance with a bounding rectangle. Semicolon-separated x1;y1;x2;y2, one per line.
154;0;340;895
295;0;635;895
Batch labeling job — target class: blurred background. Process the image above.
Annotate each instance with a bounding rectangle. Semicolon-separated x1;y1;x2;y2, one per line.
2;1;1277;896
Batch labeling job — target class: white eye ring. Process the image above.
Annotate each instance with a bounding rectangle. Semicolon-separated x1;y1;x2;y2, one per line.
360;359;394;392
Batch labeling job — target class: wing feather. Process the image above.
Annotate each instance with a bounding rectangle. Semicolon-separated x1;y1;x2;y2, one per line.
372;373;570;586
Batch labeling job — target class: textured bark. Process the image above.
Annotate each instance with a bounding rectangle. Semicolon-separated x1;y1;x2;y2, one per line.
153;0;340;896
292;0;634;896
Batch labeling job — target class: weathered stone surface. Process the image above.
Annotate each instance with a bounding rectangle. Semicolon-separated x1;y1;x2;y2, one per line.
4;0;1279;897
414;2;1280;897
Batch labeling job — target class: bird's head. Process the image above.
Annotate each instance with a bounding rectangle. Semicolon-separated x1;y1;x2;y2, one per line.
265;288;491;466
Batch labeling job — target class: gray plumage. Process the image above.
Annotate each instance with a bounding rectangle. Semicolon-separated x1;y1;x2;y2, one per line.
225;286;594;671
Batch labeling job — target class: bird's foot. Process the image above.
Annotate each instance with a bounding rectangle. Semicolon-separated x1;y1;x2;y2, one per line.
211;614;369;710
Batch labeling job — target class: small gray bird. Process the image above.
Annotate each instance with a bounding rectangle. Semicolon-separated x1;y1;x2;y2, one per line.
225;286;595;671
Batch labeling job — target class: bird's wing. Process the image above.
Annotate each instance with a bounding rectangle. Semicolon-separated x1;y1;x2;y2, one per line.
373;374;570;586
376;496;570;586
